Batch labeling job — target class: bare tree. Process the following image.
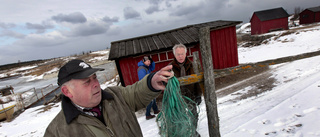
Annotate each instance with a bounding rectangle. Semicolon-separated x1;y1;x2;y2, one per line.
293;7;302;20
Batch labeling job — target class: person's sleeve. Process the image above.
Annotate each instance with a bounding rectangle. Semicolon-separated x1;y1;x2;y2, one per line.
149;61;155;72
117;73;161;111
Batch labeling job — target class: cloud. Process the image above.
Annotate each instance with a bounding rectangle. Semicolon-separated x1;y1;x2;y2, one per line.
51;12;87;24
0;22;16;29
102;16;119;23
0;30;25;39
63;21;109;37
145;5;162;14
123;7;141;19
25;21;55;33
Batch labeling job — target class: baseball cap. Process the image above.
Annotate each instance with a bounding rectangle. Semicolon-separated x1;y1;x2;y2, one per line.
57;59;104;86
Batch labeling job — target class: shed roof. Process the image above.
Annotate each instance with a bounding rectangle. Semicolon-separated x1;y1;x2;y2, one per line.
108;20;242;60
306;6;320;12
253;7;289;21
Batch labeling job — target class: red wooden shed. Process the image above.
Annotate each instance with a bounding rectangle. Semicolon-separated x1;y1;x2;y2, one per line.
108;20;242;86
250;7;289;35
299;6;320;25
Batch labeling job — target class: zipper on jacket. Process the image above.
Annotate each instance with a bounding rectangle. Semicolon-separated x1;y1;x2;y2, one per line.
106;126;115;136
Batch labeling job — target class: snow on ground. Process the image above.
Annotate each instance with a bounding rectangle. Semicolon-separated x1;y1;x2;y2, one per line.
1;24;320;137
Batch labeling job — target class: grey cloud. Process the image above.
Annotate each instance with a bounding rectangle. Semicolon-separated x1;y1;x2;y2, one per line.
66;22;108;37
124;7;141;19
102;16;119;23
16;35;66;48
168;1;227;21
145;5;161;14
0;22;16;29
25;22;54;33
52;12;87;24
170;4;201;17
0;30;25;39
148;0;162;5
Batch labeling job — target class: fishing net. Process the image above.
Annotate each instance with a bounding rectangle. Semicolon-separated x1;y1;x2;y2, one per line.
156;76;198;137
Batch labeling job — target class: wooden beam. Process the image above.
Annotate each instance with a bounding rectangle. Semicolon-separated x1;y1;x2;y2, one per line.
178;49;320;86
199;26;220;137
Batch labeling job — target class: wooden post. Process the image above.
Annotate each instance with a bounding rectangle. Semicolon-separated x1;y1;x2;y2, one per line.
34;88;39;100
192;51;202;74
192;51;205;94
199;26;220;137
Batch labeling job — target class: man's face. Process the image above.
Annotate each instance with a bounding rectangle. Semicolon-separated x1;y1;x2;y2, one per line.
174;47;186;63
143;60;151;66
64;74;102;108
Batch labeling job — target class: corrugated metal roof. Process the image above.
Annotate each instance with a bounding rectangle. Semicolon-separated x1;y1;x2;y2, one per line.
108;20;242;60
307;6;320;12
254;7;289;21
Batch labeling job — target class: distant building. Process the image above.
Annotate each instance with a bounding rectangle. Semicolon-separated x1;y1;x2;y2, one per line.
250;7;289;35
299;6;320;25
108;20;242;86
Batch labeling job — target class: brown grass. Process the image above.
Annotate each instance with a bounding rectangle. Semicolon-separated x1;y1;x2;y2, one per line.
25;52;108;77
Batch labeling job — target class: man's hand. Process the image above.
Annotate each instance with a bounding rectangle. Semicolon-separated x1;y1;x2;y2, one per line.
151;65;174;90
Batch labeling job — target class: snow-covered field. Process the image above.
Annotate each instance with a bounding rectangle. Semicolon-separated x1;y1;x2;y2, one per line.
1;23;320;137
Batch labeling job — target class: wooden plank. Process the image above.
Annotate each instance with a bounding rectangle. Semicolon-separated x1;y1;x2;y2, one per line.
139;38;149;53
109;43;120;59
171;31;187;44
146;37;157;51
177;29;195;43
179;49;320;86
199;26;220;137
133;39;141;54
152;35;165;49
158;34;173;48
119;42;126;57
182;28;198;41
165;33;180;45
192;51;205;94
184;27;199;41
126;41;134;56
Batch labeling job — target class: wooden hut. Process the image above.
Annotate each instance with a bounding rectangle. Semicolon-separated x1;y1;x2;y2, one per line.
299;6;320;25
250;7;289;35
0;86;14;97
108;20;242;86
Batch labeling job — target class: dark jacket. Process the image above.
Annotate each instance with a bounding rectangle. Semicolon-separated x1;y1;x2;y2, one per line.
169;57;202;101
44;74;160;137
137;60;155;80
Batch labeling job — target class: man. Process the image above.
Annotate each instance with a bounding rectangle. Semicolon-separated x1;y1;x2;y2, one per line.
137;56;160;120
169;44;202;136
44;59;173;137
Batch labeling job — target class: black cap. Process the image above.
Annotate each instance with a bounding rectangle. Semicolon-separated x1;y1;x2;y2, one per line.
57;59;104;86
143;56;150;62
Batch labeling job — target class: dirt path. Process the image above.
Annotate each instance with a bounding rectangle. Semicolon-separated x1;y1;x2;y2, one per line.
215;66;276;103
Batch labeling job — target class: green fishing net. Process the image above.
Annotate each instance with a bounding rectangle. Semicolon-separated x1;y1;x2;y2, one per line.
156;76;198;137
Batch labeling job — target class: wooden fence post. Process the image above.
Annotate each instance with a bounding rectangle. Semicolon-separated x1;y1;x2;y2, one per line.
199;26;220;137
192;51;205;94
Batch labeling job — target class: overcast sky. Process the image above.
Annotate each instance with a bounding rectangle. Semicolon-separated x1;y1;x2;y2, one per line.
0;0;319;65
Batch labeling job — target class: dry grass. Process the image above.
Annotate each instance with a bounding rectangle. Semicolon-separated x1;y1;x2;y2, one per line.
24;51;108;77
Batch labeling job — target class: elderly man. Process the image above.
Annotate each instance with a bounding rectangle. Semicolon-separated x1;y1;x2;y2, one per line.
44;59;173;137
169;44;202;136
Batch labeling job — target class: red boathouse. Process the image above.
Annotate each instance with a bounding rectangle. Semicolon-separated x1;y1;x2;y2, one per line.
299;6;320;25
250;7;289;35
108;20;242;86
